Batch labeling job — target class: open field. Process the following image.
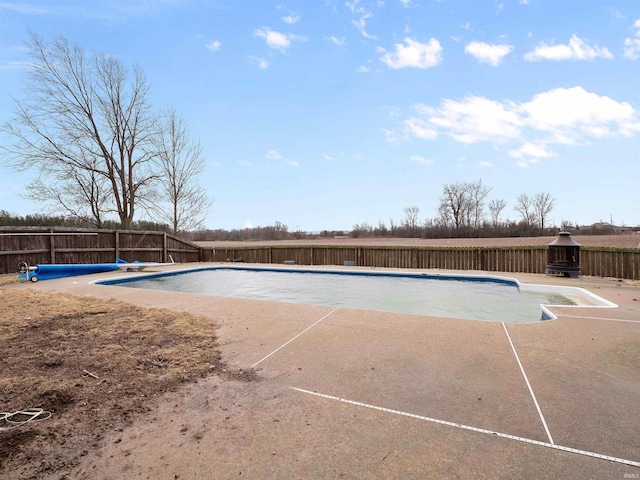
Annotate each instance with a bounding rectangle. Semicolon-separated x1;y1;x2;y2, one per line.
196;234;640;249
1;264;639;479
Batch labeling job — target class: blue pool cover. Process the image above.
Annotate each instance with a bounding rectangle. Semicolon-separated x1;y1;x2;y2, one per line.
20;259;130;281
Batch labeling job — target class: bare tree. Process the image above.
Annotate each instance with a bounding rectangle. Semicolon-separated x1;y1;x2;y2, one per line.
560;219;574;230
488;199;507;227
389;218;397;235
25;161;110;228
273;221;288;239
375;220;388;236
466;179;491;227
438;180;489;229
403;205;420;232
514;194;537;227
439;182;469;229
533;192;555;231
0;33;158;229
151;109;211;233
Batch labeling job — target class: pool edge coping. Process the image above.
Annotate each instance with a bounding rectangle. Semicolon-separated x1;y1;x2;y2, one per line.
90;263;619;323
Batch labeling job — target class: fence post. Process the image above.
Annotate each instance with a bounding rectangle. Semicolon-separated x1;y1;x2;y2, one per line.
49;227;56;264
114;230;120;261
163;232;168;263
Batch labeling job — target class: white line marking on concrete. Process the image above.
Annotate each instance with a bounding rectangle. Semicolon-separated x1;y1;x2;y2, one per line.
250;307;340;369
502;322;554;445
291;387;640;468
557;315;640;324
178;296;228;312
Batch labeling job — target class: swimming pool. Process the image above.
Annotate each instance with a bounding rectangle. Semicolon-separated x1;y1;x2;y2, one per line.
98;266;616;323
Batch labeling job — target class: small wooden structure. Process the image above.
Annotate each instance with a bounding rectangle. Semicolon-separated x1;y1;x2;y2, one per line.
546;232;581;278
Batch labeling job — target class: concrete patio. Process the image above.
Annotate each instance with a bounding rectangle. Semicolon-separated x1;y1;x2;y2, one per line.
28;264;640;479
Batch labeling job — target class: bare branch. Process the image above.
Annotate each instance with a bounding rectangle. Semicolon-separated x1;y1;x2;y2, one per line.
533;192;555;231
149;109;211;233
0;33;158;229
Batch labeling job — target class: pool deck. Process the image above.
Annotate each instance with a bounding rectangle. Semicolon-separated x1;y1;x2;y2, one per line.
20;263;640;479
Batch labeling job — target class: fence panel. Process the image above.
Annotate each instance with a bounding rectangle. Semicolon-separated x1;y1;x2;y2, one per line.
580;248;640;279
0;227;201;274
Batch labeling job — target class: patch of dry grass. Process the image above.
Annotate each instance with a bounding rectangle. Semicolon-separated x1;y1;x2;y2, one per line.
0;274;19;287
0;287;250;479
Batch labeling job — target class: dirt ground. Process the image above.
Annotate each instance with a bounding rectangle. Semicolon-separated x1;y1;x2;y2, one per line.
0;283;254;480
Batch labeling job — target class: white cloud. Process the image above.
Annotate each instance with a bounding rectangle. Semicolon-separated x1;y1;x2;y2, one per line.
345;1;360;13
478;161;493;168
427;96;522;144
514;160;533;169
266;149;298;167
520;86;637;137
524;34;613;61
624;37;640;60
508;143;556;159
464;41;513;66
410;155;434;166
249;56;270;69
382;128;400;143
400;0;415;7
356;65;370;73
254;27;306;52
282;14;300;24
266;150;282;161
380;38;442;69
398;87;640;160
404;117;438;140
205;40;221;51
324;154;334;161
327;36;346;47
346;0;376;39
352;12;375;39
623;18;640;60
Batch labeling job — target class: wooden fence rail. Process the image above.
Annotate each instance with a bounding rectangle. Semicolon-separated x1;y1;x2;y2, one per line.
201;245;640;280
0;227;201;275
2;229;639;280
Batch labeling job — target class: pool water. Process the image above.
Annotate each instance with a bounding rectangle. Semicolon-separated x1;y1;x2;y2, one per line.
108;268;577;323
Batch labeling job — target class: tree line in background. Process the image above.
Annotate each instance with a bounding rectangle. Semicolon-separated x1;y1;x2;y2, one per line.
186;180;616;242
0;33;210;234
0;210;172;232
351;180;559;239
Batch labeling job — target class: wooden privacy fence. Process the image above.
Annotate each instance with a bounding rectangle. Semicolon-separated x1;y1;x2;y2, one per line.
0;227;201;275
201;245;640;280
1;230;639;279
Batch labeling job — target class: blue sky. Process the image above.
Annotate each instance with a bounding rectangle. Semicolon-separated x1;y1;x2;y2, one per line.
1;0;639;232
